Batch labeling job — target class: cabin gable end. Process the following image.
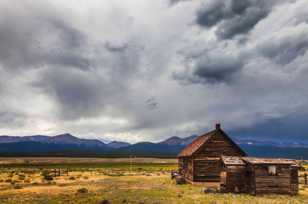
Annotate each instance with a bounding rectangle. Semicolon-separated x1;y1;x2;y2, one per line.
194;130;246;157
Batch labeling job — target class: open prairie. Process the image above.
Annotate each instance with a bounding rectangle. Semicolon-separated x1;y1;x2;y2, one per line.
0;157;307;204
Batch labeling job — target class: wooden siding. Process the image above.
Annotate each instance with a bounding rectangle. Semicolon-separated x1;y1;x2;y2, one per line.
190;131;245;182
220;157;299;195
290;166;299;195
178;157;194;181
245;165;256;195
195;132;244;157
250;164;294;195
179;127;246;182
220;165;247;193
193;158;221;182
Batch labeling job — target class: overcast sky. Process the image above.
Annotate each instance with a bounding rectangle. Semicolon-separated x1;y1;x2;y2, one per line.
1;0;308;143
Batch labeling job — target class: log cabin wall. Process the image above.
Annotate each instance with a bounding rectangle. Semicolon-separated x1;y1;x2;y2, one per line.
187;158;194;181
245;164;256;195
221;157;299;195
251;164;293;195
221;165;247;193
193;157;221;182
192;131;245;182
178;158;184;175
194;131;245;157
290;165;299;195
178;124;246;183
178;157;194;181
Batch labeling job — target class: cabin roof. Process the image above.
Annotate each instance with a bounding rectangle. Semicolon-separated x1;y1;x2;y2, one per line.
177;124;246;157
221;156;245;166
177;130;215;157
242;157;297;165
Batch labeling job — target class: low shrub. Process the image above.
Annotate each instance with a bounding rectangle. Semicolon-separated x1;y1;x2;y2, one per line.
43;174;54;181
18;174;26;180
69;176;76;180
76;188;88;194
98;199;111;204
41;170;53;181
13;185;23;189
24;179;31;183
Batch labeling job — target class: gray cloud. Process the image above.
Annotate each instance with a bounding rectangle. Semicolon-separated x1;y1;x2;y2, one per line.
196;0;272;39
257;30;308;65
104;42;129;53
0;2;89;71
174;53;243;85
145;97;159;110
0;0;308;143
0;111;26;129
196;0;228;27
35;68;107;120
193;54;243;84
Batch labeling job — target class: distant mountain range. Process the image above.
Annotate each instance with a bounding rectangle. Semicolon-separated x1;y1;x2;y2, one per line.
0;133;307;159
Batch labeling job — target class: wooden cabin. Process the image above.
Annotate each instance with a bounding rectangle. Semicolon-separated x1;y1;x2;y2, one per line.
178;124;246;182
221;156;299;195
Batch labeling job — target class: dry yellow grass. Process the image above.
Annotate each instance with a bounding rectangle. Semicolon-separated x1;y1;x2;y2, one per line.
0;158;307;204
0;157;177;165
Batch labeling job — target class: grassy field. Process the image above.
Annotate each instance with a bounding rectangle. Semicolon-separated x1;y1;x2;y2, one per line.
0;158;307;204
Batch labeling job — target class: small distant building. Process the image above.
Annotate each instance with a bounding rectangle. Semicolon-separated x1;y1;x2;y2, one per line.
221;156;298;195
178;124;246;182
244;157;298;195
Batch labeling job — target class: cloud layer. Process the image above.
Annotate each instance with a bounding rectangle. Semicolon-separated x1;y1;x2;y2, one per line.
0;0;308;143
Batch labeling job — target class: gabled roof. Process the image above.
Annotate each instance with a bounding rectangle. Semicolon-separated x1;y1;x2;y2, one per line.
177;124;246;157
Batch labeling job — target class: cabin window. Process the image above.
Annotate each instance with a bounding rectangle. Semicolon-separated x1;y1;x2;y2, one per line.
268;165;277;176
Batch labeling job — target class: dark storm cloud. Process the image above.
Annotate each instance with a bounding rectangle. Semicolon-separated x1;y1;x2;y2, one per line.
0;3;89;71
31;39;144;121
196;0;227;27
193;55;243;84
0;0;308;143
35;68;107;120
0;1;142;121
196;0;272;39
174;53;243;85
230;111;308;142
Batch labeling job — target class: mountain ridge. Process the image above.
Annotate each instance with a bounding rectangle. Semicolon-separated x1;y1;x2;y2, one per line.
0;133;307;159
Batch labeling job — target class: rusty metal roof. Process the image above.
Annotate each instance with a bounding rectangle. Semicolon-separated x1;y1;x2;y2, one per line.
221;156;245;166
177;130;216;157
242;157;297;165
